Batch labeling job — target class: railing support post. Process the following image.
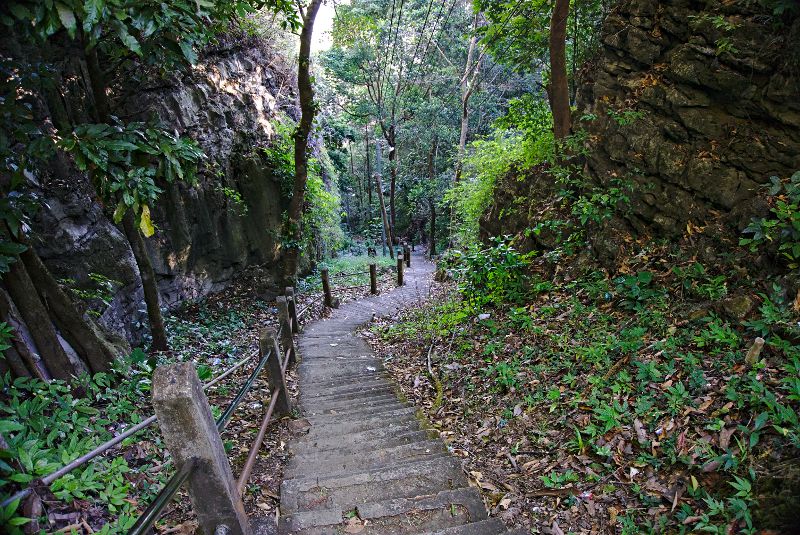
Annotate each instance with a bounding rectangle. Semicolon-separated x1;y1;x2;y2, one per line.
261;328;291;416
369;263;378;295
285;287;299;333
276;297;296;367
405;246;411;268
152;363;251;535
397;255;404;286
321;268;334;308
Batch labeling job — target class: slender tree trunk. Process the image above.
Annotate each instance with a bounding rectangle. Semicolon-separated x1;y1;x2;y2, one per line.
429;200;436;258
375;171;395;259
549;0;572;140
85;43;170;350
386;127;397;238
2;262;74;380
365;124;372;206
121;213;169;351
454;13;480;183
282;0;323;282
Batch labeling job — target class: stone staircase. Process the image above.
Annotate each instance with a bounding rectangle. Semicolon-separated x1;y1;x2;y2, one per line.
277;253;525;535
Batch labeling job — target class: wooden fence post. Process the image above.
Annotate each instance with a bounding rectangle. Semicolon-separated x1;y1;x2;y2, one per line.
405;246;411;268
369;264;377;294
152;363;251;535
321;268;333;308
261;328;291;416
397;255;404;286
284;287;299;334
276;296;296;367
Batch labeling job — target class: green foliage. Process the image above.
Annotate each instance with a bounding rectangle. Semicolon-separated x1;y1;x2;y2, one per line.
449;98;554;247
741;171;800;269
447;237;532;308
58;121;204;236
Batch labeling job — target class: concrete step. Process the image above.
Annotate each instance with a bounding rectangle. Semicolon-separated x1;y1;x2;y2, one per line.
282;451;455;488
291;428;435;457
299;380;393;401
299;369;387;388
284;466;467;515
279;487;487;534
302;393;399;414
304;400;410;424
285;439;445;478
287;438;445;472
302;407;419;437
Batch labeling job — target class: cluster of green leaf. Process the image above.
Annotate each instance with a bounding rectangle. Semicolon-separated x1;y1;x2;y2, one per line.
740;171;800;269
59;121;204;236
443;237;533;308
0;349;166;534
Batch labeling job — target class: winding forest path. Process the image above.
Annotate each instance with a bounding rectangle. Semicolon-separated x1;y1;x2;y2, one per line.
278;252;524;535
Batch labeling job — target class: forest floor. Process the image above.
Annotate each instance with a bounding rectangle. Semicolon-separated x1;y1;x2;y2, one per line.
0;254;396;534
364;242;800;534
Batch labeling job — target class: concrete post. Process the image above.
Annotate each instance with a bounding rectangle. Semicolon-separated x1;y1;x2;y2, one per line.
369;264;377;295
397;255;404;286
276;297;296;367
152;363;251;535
261;328;291;416
321;268;333;308
285;287;299;334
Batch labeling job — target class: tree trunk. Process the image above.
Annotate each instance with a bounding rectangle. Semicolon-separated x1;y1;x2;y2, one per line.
86;41;169;351
365;124;372;207
374;171;395;259
549;0;572;140
386;127;397;238
2;262;74;380
282;0;323;283
121;212;169;351
19;246;116;373
429;200;436;258
454;14;480;183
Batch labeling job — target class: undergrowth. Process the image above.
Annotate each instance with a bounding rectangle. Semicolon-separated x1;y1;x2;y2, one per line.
376;240;800;533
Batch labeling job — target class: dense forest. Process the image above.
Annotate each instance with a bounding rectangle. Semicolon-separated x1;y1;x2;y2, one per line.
0;0;798;533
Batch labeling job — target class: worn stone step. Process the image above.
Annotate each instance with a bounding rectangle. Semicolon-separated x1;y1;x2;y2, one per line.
301;407;418;437
285;440;444;479
291;428;434;457
282;450;452;487
287;438;444;472
281;456;465;501
305;399;409;424
285;467;468;516
300;379;392;399
303;393;398;413
279;487;486;534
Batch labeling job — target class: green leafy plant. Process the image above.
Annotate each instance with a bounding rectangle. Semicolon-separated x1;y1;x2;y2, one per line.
741;172;800;269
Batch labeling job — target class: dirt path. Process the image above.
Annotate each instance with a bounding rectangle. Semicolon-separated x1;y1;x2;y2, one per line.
276;251;524;534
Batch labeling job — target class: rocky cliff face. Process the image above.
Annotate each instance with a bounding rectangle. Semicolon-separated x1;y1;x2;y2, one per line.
578;0;799;240
31;39;297;343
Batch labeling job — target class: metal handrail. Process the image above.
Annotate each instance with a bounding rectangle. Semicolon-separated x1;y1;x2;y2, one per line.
127;459;197;535
215;354;270;432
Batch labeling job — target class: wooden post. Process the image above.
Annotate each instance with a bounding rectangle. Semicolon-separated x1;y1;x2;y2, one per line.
405;246;411;268
285;287;299;333
152;363;251;535
261;328;291;417
369;264;377;294
397;255;404;286
321;268;333;308
276;297;296;367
